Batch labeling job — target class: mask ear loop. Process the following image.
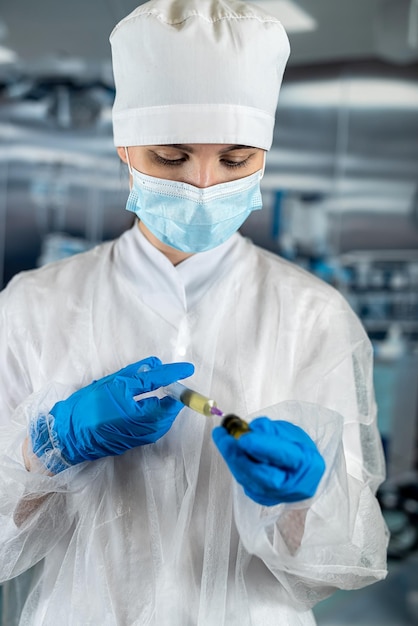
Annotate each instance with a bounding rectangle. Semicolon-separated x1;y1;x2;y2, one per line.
260;150;267;179
124;147;133;176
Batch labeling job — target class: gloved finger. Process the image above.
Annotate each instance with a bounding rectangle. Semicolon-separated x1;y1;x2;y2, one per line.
220;445;321;503
250;417;319;447
244;447;325;500
121;361;195;393
214;427;288;489
213;426;261;478
236;432;304;470
106;397;181;440
113;356;163;379
132;395;184;421
212;424;235;455
213;418;303;469
235;458;287;491
213;426;323;504
98;396;182;445
238;418;319;469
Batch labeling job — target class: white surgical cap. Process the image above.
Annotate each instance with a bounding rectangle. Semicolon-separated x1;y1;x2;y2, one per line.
110;0;290;150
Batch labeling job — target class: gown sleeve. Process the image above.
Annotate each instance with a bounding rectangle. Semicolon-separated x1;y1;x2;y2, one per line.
232;293;389;610
0;277;98;582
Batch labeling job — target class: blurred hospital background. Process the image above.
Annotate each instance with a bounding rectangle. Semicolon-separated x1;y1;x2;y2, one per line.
0;0;417;623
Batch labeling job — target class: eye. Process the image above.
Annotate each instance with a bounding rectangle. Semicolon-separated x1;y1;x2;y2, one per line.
153;154;187;167
222;157;250;169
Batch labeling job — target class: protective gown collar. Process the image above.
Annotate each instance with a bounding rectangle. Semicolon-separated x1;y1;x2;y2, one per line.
113;223;245;327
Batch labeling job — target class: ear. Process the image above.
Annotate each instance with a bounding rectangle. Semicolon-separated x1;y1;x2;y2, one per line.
116;146;128;164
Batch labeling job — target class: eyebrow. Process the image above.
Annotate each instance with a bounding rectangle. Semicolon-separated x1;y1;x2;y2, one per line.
163;144;254;154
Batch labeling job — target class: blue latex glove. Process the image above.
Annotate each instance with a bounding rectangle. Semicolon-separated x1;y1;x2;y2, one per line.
212;417;325;506
31;356;194;473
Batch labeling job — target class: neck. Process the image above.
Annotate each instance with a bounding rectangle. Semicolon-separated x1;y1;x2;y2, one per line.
137;221;194;266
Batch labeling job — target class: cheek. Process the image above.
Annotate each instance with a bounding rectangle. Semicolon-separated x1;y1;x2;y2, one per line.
131;156;151;174
124;149;152;175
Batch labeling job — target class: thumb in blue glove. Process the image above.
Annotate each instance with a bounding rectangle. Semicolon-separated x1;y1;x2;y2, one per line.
31;356;194;473
212;417;325;506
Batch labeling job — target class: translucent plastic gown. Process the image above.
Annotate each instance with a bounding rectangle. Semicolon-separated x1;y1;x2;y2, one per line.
0;225;388;625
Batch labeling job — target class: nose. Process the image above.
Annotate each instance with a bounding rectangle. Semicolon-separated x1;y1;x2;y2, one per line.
185;163;221;188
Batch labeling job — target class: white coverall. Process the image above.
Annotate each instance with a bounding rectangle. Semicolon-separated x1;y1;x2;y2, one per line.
0;223;388;625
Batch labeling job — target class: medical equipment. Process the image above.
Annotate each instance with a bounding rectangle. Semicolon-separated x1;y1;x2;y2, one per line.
138;364;237;424
221;414;251;438
163;381;223;417
162;381;252;438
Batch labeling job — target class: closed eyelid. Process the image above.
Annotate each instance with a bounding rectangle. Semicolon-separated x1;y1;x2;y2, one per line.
221;153;256;165
221;151;258;161
149;149;187;162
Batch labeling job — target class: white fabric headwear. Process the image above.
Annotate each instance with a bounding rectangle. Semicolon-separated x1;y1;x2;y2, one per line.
110;0;290;150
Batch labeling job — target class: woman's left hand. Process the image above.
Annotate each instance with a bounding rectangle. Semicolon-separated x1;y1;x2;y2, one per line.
212;417;325;506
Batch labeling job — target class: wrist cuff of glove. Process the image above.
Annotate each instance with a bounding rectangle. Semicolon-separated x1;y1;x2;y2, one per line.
30;413;72;474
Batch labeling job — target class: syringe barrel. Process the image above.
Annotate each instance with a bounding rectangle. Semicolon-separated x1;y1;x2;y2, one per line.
163;382;218;417
162;382;186;403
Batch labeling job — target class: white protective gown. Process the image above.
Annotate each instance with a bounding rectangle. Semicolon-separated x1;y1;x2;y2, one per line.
0;223;388;625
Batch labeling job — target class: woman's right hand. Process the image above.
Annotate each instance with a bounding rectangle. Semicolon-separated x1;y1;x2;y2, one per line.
30;356;194;473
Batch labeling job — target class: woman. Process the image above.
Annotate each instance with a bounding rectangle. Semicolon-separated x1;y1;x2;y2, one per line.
0;1;388;624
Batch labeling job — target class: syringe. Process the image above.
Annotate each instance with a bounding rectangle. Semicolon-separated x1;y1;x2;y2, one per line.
163;381;223;417
163;382;250;438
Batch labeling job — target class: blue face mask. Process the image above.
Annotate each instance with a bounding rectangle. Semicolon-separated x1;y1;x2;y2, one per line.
125;164;264;253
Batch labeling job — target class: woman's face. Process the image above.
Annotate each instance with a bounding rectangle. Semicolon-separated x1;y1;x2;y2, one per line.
116;143;265;265
117;143;265;187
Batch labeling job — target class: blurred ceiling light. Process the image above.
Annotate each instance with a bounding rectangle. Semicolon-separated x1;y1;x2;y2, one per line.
48;56;88;76
250;1;317;32
262;171;414;195
280;78;418;108
408;0;418;47
0;18;8;40
375;0;418;62
0;45;17;64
